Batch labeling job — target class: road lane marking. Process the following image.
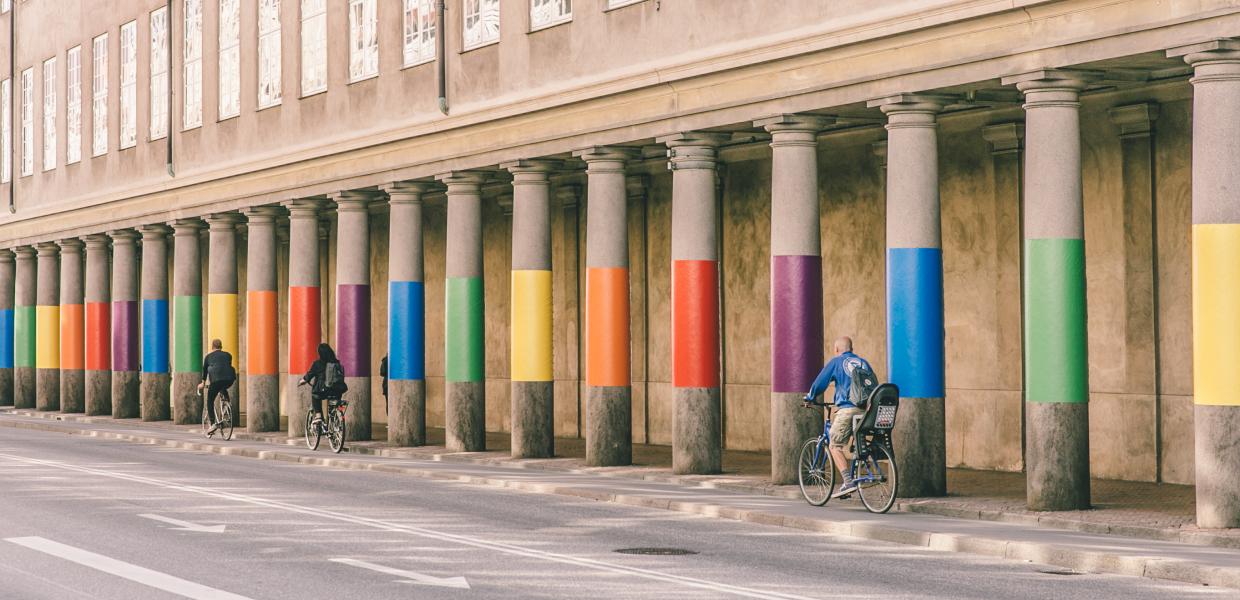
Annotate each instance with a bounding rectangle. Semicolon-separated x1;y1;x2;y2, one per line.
139;514;227;533
331;557;470;589
3;536;254;600
0;453;821;600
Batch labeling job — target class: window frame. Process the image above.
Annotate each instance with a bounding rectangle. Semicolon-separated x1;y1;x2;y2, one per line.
347;0;378;83
184;0;203;129
119;20;137;150
529;0;571;31
20;68;32;176
66;46;82;165
300;0;327;97
462;0;499;51
218;0;241;120
1;78;10;183
605;0;643;9
91;33;108;157
150;6;170;140
258;0;282;109
42;57;56;172
402;0;436;68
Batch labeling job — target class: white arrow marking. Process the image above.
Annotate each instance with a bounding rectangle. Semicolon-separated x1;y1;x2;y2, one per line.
138;513;227;533
331;558;471;590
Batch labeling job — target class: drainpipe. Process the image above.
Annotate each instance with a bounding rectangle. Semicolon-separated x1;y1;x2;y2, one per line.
166;0;175;177
436;0;448;115
8;0;15;213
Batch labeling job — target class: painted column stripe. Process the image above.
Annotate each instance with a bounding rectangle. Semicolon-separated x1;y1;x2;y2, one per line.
672;260;719;388
247;290;278;375
14;305;34;368
445;277;483;383
771;255;823;393
336;284;370;378
886;248;945;398
1024;238;1088;403
111;301;139;372
1193;223;1240;406
172;296;202;373
35;306;60;369
388;281;424;381
586;267;629;387
511;270;552;382
85;302;110;371
60;304;84;371
289;286;320;374
141;299;169;374
207;293;238;356
0;308;13;369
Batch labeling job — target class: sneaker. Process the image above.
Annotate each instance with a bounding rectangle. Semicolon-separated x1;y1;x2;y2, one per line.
832;481;858;499
206;422;219;435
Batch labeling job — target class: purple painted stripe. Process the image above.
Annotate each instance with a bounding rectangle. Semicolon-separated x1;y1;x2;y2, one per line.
111;300;140;372
336;284;371;378
771;255;823;393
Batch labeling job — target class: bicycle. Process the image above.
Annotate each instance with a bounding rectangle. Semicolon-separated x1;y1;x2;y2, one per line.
797;383;901;514
303;396;348;453
200;383;234;441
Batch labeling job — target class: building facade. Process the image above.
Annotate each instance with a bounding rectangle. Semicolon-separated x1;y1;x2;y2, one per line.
0;0;1238;527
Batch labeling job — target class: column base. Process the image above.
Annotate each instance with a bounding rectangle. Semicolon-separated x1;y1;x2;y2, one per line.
344;377;371;442
14;367;34;409
247;374;280;433
112;371;140;419
85;369;112;416
586;385;632;467
1026;401;1090;511
388;379;426;447
512;381;554;459
446;381;485;452
171;372;202;425
36;368;60;411
1195;404;1240;528
673;387;721;475
288;376;310;437
893;396;947;497
140;373;171;421
771;391;822;485
60;369;85;413
0;368;12;406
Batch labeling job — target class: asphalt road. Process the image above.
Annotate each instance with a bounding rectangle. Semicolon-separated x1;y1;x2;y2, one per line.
0;427;1234;600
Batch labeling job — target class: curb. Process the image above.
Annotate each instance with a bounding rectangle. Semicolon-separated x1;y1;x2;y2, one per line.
2;412;1238;590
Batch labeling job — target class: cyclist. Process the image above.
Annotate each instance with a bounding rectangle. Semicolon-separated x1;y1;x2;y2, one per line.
298;343;346;428
197;339;236;434
804;335;873;498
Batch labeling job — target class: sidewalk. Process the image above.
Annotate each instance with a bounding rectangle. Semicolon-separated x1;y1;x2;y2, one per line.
2;407;1238;590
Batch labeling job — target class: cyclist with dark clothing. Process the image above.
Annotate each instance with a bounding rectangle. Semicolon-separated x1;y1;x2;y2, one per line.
197;339;236;433
299;343;345;426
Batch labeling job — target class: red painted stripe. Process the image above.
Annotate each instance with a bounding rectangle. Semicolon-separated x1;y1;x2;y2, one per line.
587;267;630;387
289;286;320;374
60;304;85;370
85;302;111;371
247;290;278;375
672;260;720;388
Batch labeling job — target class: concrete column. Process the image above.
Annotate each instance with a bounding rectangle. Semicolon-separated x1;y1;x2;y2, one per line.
870;95;953;497
502;160;560;459
1170;40;1240;528
333;192;374;441
383;182;433;447
0;250;13;407
755;115;831;485
139;225;171;421
575;147;640;466
58;239;85;413
981;122;1026;400
284;199;321;437
13;247;35;409
35;242;61;412
205;214;241;422
244;207;281;432
109;231;140;418
170;220;203;424
83;235;112;416
657;131;730;474
1003;69;1099;511
436;171;490;452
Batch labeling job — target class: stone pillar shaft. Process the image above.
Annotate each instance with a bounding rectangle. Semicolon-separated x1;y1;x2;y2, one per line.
110;231;140;418
333;193;373;441
13;248;35;409
245;208;280;432
285;200;321;437
35;243;61;412
0;250;14;407
58;239;85;413
384;183;431;447
139;226;171;421
206;214;241;422
171;220;203;424
84;235;112;416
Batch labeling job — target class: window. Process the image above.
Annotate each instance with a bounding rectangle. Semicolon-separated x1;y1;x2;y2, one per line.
402;0;435;67
20;68;31;176
348;0;377;82
219;0;241;119
92;34;108;157
258;0;281;108
462;0;499;50
42;57;55;172
120;20;137;149
607;0;642;8
1;79;9;183
530;0;570;30
183;0;202;129
0;0;9;13
300;0;326;95
66;46;81;164
150;6;169;140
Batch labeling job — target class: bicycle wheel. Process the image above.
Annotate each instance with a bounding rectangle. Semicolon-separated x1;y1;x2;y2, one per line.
304;410;321;451
797;438;834;506
328;408;346;454
219;399;234;441
858;442;898;514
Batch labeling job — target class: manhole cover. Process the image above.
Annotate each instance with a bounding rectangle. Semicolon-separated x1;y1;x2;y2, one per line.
1037;569;1081;576
614;547;698;556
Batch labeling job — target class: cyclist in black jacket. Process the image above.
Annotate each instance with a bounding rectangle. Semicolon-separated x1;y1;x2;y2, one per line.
299;343;343;426
197;339;235;432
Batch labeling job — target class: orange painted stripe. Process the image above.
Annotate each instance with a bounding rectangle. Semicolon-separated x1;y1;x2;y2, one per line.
60;304;85;370
85;302;111;371
672;260;720;388
586;267;630;387
289;286;320;374
247;290;278;375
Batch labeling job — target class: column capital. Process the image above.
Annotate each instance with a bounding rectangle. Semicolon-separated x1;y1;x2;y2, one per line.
35;241;60;256
138;224;172;241
625;174;648;199
13;245;35;259
83;234;111;249
108;229;140;245
1108;103;1159;139
56;238;84;254
435;170;491;189
556;184;581;209
982;122;1025;154
573;145;641;168
0;248;13;263
282;198;324;217
168;218;204;235
203;212;242;230
869;94;955;130
1002;69;1102;95
657;131;730;171
754;113;835;134
496;193;513;216
501;158;562;175
381;180;436;204
1167;38;1240;72
330;190;379;211
241;206;281;224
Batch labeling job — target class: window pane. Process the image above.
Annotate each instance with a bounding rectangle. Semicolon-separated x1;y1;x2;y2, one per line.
1;79;10;183
219;0;241;119
463;0;498;50
21;69;32;176
184;0;203;128
301;0;327;94
348;0;377;81
531;0;571;29
120;21;137;149
258;0;282;108
67;46;81;164
404;0;436;66
150;7;169;140
92;34;108;157
43;58;56;172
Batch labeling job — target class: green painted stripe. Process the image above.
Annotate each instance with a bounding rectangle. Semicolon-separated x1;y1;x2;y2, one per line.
173;295;203;373
13;305;34;368
1025;238;1088;403
445;277;483;383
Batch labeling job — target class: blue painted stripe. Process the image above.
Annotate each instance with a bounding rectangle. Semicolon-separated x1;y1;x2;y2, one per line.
141;299;169;374
388;281;425;380
887;247;945;398
0;308;12;369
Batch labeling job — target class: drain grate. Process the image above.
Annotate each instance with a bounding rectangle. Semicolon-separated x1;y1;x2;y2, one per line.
1037;569;1082;576
614;547;699;556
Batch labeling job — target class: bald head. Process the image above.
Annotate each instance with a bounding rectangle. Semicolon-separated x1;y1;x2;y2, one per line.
833;336;853;355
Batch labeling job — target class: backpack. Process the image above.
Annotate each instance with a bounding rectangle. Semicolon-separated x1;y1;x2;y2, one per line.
846;360;878;409
322;361;348;395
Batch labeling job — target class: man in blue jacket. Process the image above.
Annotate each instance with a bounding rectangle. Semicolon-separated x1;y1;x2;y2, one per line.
804;336;873;498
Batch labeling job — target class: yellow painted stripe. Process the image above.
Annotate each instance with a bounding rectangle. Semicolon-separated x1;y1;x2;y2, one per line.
207;293;238;357
35;305;60;369
511;270;552;382
1194;224;1240;406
